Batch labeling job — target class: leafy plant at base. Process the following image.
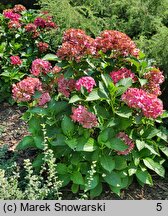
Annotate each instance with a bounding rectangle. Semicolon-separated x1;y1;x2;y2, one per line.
0;128;62;200
14;28;168;198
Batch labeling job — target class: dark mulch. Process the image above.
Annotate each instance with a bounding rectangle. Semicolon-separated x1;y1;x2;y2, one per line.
0;103;168;200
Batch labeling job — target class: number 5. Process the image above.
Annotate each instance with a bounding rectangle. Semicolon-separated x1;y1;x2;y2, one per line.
156;203;162;211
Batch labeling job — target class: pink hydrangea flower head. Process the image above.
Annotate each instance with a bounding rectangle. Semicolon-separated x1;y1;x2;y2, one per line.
13;4;26;13
75;76;96;93
110;68;136;84
116;132;135;155
144;68;164;84
45;19;57;29
94;30;139;57
25;23;37;32
10;56;22;65
30;59;52;76
3;9;21;21
57;28;96;62
38;92;51;106
141;93;163;118
12;77;43;102
8;20;21;29
52;65;62;74
142;82;161;96
57;75;76;97
121;88;146;109
71;105;98;128
34;17;46;28
37;42;49;53
122;87;163;118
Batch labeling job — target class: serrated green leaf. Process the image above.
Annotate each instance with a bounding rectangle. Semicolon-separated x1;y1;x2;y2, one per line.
160;111;168;118
86;89;101;101
115;106;132;118
159;144;168;157
98;128;110;144
138;78;148;86
71;171;84;185
117;117;132;130
32;154;44;168
94;104;110;119
48;100;68;115
145;143;160;156
157;126;168;143
116;77;132;88
109;185;121;196
50;134;66;146
143;158;165;177
105;137;128;151
100;155;115;172
33;136;44;149
136;140;146;151
76;137;97;152
29;107;48;115
71;184;79;194
90;182;102;198
42;54;59;61
56;163;68;175
132;151;140;166
128;164;137;176
61;116;75;136
104;171;121;187
65;138;78;150
142;127;160;139
16;136;35;150
136;170;153;185
69;95;82;103
114;156;127;170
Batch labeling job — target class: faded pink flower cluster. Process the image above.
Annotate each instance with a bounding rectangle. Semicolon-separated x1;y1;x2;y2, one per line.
8;20;21;29
13;4;26;13
3;9;21;21
30;59;52;76
52;65;62;74
75;76;96;93
10;55;22;65
143;68;164;96
94;30;139;57
37;42;49;53
116;132;135;155
122;88;163;118
24;23;40;38
38;92;51;106
3;5;57;40
34;16;57;29
71;105;98;128
110;68;136;84
57;28;95;62
57;75;76;97
12;77;42;102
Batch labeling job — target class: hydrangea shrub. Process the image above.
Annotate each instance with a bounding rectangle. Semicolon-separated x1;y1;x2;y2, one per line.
0;5;57;102
15;28;168;198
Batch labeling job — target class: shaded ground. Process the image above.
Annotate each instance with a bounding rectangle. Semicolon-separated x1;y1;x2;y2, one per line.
0;103;168;200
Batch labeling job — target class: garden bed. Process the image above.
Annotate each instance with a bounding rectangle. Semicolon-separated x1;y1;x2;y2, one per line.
0;103;167;200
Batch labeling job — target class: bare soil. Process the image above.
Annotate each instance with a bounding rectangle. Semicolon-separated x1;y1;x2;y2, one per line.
0;103;168;200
